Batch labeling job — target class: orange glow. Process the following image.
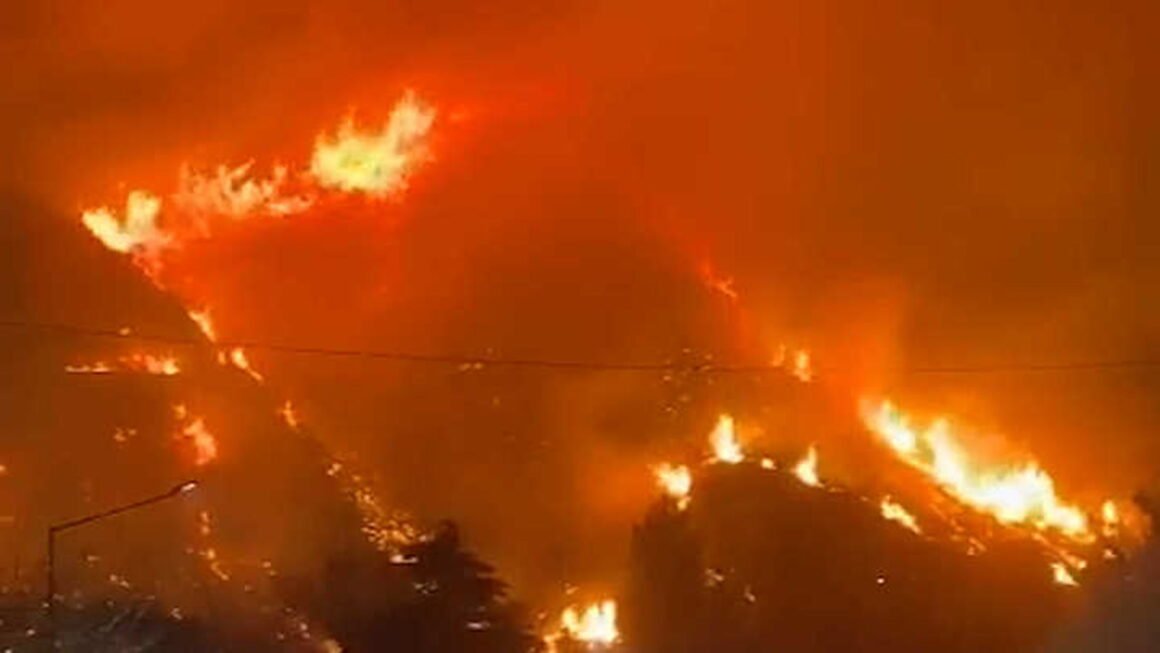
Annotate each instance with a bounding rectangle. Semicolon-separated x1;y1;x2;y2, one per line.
81;191;167;277
279;400;301;430
861;400;1092;541
792;446;820;487
654;463;692;509
790;349;813;382
559;600;619;647
880;497;922;534
709;414;743;464
310;91;435;197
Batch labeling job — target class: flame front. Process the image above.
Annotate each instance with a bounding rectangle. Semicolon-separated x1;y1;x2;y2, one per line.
880;497;922;534
560;600;619;647
709;414;743;464
310;92;435;197
654;463;692;509
861;400;1092;541
792;446;821;487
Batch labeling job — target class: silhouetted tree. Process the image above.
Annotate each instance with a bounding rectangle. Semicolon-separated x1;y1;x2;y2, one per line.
285;521;540;653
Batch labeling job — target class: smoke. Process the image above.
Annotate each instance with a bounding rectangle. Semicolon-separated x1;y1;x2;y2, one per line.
2;0;1159;610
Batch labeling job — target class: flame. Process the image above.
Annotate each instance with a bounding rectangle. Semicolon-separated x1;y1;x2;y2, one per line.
174;162;313;218
861;400;1093;541
175;410;218;466
66;353;180;375
279;400;301;429
772;345;814;382
188;309;217;342
880;497;922;534
792;446;821;487
709;414;743;464
654;463;692;509
222;347;264;383
790;349;813;382
559;600;619;647
80;92;436;285
1051;562;1079;587
1100;500;1120;538
310;91;435;197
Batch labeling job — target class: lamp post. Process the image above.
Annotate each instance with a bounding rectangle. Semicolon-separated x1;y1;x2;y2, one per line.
44;480;198;650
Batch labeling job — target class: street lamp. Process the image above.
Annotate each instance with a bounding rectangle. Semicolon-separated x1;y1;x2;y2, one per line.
44;480;199;649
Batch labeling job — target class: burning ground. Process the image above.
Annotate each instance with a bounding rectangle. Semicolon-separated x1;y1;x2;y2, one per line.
3;0;1160;651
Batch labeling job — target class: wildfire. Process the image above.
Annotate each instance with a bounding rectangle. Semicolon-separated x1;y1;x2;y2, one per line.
792;446;821;487
81;190;168;278
1051;562;1079;587
310;91;435;197
66;353;180;375
175;408;218;466
861;400;1093;541
880;497;922;535
709;414;744;464
221;347;264;383
80;92;436;289
559;600;619;647
654;463;692;509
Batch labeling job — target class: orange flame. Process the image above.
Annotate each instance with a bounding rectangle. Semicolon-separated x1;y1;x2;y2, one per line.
66;353;180;375
654;463;692;509
861;400;1092;541
792;446;821;487
559;600;619;647
709;414;743;464
175;409;218;466
880;497;922;534
310;91;435;197
1051;562;1079;587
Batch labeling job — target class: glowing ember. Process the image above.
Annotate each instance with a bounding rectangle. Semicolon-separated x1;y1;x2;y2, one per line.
559;600;619;647
880;497;922;534
1051;562;1078;587
654;463;692;509
310;91;435;197
861;400;1093;541
1100;500;1120;537
792;446;821;487
709;414;743;464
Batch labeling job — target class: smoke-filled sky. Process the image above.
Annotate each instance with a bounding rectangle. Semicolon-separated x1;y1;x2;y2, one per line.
2;0;1159;601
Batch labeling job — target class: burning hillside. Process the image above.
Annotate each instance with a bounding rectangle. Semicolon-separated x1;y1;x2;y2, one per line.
3;1;1160;651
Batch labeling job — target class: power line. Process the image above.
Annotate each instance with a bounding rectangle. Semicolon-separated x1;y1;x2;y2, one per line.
1;317;1158;375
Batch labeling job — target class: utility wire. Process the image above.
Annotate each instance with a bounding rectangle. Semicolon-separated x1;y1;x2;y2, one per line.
1;317;1158;375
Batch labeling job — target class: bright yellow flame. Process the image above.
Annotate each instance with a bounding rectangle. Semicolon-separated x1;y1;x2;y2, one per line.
709;414;743;464
1051;562;1079;587
880;497;922;534
560;600;619;646
81;190;166;254
654;463;692;509
66;353;179;375
861;400;1093;541
310;91;435;197
792;446;821;487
